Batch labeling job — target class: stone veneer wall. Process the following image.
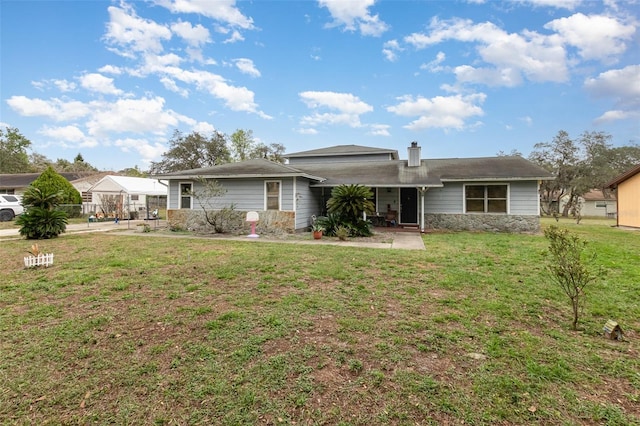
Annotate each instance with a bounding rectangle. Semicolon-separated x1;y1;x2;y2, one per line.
167;209;296;235
424;213;541;233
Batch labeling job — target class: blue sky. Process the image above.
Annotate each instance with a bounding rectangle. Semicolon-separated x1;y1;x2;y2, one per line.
1;0;638;171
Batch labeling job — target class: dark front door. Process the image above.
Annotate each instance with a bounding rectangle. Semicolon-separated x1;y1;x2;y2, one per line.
400;188;418;224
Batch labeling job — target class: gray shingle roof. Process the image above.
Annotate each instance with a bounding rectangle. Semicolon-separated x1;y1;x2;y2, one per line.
0;172;98;189
157;158;325;181
426;156;553;181
156;152;553;186
285;144;399;160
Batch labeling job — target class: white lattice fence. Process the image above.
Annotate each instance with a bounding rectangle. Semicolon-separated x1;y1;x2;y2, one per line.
24;253;54;268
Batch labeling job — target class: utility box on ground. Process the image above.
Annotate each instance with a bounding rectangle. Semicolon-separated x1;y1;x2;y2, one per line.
603;320;623;340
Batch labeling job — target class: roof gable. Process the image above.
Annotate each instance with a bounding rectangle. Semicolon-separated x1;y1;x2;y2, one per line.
89;175;167;195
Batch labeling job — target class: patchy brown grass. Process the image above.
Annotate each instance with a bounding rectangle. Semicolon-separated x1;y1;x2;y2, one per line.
0;222;638;425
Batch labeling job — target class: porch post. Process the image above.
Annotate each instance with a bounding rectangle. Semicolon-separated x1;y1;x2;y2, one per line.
419;187;426;233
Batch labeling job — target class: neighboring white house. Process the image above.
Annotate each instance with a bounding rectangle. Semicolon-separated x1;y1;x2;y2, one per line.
69;172;114;214
581;190;616;218
88;175;167;219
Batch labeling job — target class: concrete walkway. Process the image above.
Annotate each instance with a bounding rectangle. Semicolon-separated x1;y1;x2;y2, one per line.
0;221;426;251
390;232;426;250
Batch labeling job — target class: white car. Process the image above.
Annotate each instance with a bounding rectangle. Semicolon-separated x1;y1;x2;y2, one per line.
0;194;24;221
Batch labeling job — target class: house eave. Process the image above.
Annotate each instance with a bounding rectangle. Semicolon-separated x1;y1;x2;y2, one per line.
310;182;443;188
441;176;553;182
164;173;325;182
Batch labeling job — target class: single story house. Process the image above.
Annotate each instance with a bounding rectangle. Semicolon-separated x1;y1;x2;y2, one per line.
157;143;553;233
579;190;617;218
607;164;640;228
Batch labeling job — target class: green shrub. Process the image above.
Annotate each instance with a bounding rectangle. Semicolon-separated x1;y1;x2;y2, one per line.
17;186;68;239
30;166;83;218
335;226;350;240
16;207;68;239
543;225;599;330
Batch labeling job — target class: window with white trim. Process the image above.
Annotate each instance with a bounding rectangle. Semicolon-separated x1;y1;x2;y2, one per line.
465;184;508;213
180;183;193;209
265;181;281;210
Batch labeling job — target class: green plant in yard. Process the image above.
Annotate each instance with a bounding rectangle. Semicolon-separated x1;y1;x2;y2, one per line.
335;225;349;240
543;225;598;330
326;184;374;237
191;177;242;233
310;223;325;233
29;166;82;217
16;186;68;239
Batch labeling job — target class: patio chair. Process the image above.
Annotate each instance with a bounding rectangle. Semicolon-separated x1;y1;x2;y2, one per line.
385;210;397;227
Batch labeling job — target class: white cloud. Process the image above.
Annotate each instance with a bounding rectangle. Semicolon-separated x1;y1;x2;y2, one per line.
159;67;270;117
454;65;523;87
584;65;640;99
545;13;635;62
299;91;373;114
585;65;640;123
53;79;77;92
299;91;374;130
192;121;217;135
520;116;533;126
170;20;211;46
318;0;389;37
368;124;391;136
234;58;261;77
404;17;569;86
38;125;98;148
85;97;187;137
223;30;244;43
79;73;123;95
104;4;172;56
387;93;486;131
6;96;92;121
594;109;640;124
382;39;402;62
153;0;254;29
98;65;124;75
296;127;319;135
159;77;189;97
114;137;168;165
420;51;447;72
514;0;583;9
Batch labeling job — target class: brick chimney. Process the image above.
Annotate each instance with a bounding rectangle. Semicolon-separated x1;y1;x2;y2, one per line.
408;141;421;167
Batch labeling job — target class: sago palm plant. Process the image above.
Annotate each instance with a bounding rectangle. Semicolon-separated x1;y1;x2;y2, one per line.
326;184;375;236
16;186;68;239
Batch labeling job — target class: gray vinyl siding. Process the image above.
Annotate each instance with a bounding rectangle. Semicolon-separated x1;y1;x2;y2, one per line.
169;178;296;211
288;153;392;164
295;178;323;229
424;181;540;215
425;184;464;214
509;181;540;215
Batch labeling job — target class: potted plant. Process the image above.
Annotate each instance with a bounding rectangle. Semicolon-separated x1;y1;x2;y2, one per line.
311;223;325;239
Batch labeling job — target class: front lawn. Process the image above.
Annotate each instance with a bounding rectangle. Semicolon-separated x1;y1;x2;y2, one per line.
0;220;638;425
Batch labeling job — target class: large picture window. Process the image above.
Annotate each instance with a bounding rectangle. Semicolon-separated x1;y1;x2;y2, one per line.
180;183;193;209
465;185;508;213
265;181;281;210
